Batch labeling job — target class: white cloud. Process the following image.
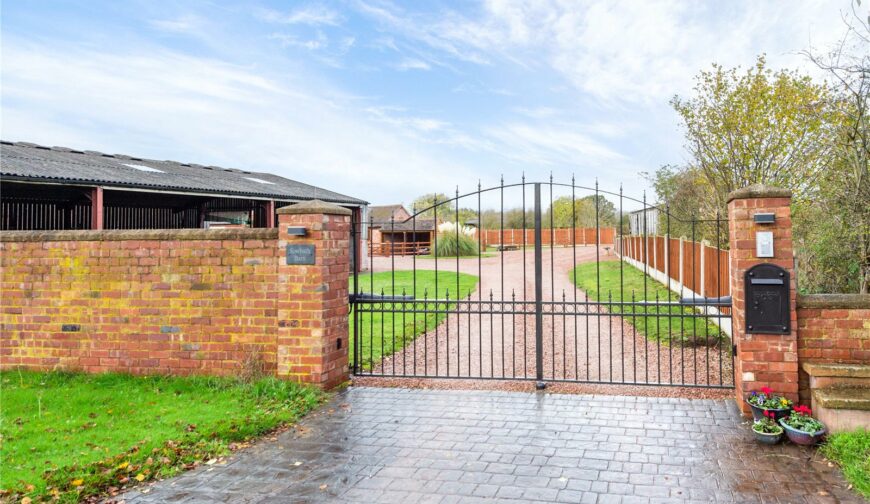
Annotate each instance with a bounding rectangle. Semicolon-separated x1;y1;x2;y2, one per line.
269;31;329;50
355;0;848;103
257;5;342;26
0;39;477;204
395;58;431;71
149;15;204;34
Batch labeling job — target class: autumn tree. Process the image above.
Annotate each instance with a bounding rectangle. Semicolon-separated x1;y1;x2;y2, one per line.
546;195;618;228
670;56;833;214
797;4;870;293
409;193;477;223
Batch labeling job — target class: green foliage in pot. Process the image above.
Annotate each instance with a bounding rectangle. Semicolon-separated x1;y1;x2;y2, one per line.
753;411;784;434
782;405;825;434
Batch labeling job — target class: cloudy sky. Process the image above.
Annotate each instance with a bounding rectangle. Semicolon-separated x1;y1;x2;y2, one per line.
0;1;853;207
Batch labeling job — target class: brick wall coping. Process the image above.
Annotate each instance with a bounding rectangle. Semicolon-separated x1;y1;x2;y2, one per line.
277;199;352;216
0;228;279;242
726;184;792;203
797;293;870;309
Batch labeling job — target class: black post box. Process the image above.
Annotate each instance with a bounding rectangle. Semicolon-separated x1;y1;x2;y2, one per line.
744;263;790;334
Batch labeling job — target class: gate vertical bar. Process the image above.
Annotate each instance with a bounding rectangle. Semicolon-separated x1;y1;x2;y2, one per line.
351;209;359;375
534;183;544;386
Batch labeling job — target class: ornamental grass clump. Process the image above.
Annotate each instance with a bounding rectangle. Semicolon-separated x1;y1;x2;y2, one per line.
435;221;479;257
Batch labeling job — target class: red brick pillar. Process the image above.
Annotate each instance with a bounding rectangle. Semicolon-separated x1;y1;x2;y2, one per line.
727;185;798;414
276;200;351;389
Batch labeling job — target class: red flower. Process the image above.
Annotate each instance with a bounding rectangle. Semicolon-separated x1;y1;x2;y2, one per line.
760;386;772;395
793;405;812;416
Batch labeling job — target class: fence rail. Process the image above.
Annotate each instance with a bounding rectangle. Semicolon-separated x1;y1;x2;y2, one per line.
370;241;431;256
480;227;615;248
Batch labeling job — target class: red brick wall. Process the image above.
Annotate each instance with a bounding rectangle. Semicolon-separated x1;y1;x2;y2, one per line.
727;186;799;412
276;204;351;389
1;229;281;375
796;295;870;403
1;199;352;389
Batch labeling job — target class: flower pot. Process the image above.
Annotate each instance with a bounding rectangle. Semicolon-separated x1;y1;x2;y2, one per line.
745;399;791;422
751;425;783;445
779;419;826;446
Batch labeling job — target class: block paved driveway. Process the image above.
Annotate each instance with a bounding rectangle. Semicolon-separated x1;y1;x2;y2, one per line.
120;387;860;504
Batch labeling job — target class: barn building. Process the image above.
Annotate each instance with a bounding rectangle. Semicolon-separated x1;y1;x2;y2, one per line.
368;204;436;256
0;140;369;267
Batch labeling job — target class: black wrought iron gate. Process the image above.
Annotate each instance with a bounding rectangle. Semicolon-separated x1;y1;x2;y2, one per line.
350;179;733;388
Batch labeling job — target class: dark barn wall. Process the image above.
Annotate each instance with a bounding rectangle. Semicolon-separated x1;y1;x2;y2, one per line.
1;182;276;231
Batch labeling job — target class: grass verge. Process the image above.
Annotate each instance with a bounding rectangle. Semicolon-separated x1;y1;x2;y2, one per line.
570;261;727;347
820;429;870;499
349;270;478;370
0;371;323;503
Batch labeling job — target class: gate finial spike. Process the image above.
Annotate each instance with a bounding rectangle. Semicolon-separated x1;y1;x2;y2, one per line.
521;171;525;183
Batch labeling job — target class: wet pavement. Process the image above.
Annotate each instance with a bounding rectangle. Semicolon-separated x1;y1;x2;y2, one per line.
119;387;861;503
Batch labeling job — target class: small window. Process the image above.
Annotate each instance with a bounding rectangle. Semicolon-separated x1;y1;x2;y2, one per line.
245;177;274;185
123;163;164;173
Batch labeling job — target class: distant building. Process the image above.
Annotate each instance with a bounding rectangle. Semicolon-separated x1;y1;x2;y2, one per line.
368;204;436;256
628;207;659;235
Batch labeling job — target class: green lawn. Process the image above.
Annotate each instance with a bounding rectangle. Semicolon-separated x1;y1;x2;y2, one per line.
0;371;322;503
570;261;727;347
821;429;870;499
350;270;479;370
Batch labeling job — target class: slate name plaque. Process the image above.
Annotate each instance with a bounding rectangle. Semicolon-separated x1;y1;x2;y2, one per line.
286;244;315;265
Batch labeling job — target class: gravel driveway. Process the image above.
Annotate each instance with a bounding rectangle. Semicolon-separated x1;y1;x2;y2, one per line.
361;247;732;389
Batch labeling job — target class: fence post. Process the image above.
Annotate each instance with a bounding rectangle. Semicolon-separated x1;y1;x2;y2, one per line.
699;240;708;297
275;200;351;389
678;236;686;291
664;234;670;288
727;185;798;414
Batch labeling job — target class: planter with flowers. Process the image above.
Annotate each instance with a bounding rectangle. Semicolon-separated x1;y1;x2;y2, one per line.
746;387;792;421
779;405;826;446
751;410;784;444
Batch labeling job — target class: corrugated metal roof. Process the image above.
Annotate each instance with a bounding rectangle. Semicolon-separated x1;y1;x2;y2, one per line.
0;141;367;205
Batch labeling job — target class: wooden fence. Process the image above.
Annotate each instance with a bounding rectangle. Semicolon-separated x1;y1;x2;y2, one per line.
480;227;615;248
370;241;431;257
616;235;730;299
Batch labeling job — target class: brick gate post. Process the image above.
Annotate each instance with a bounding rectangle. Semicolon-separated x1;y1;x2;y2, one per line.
727;185;798;414
275;200;351;389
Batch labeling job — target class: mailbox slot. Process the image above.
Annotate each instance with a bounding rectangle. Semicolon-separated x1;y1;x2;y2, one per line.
744;263;790;334
750;278;783;285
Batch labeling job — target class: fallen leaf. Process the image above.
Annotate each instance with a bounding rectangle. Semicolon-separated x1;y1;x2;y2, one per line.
21;498;32;504
293;461;302;466
117;461;129;470
205;458;217;465
135;474;145;482
71;479;84;487
319;484;327;491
